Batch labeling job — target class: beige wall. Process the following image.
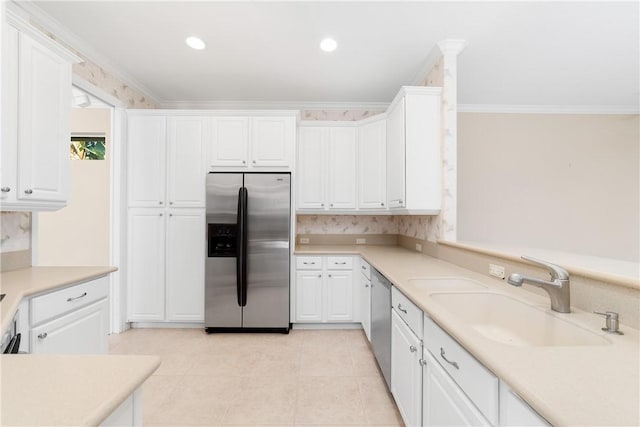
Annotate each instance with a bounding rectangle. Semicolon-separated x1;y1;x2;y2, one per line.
457;113;640;261
37;108;111;266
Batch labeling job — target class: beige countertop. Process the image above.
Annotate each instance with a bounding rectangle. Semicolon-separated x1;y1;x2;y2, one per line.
0;266;118;333
296;245;640;426
0;354;160;426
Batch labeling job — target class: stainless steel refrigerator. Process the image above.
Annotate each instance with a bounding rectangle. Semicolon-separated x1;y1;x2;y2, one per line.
205;172;291;333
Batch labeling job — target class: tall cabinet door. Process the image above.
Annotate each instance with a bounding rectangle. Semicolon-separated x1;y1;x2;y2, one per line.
386;98;406;208
17;31;71;203
1;25;18;202
328;127;357;209
127;208;166;321
209;117;249;168
166;209;205;321
297;127;327;209
128;116;167;207
167;117;207;207
359;120;387;209
296;271;323;322
325;271;353;321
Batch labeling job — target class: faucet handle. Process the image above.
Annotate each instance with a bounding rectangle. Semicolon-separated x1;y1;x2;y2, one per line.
521;255;570;281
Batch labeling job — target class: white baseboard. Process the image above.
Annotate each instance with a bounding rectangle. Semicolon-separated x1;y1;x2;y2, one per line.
292;323;363;330
129;322;205;329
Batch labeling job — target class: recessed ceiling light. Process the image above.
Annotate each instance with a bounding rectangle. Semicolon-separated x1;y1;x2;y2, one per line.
320;38;337;52
186;36;206;50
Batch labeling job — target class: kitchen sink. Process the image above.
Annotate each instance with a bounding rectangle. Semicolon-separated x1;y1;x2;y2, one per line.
408;277;488;292
430;292;609;347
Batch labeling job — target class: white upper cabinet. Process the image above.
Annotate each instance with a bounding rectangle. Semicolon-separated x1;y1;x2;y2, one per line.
297;127;328;209
208;115;295;171
209;117;249;168
128;116;167;207
386;87;442;213
167;117;208;207
128;114;207;208
358;119;387;209
328;127;357;210
1;12;79;211
297;125;357;211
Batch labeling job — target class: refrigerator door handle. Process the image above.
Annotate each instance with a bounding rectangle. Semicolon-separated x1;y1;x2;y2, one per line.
236;187;244;307
240;186;249;307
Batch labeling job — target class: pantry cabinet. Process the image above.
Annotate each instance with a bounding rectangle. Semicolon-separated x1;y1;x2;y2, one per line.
295;255;357;323
1;11;79;211
127;208;205;322
127;115;207;208
208;116;295;170
296;126;357;211
386;87;442;212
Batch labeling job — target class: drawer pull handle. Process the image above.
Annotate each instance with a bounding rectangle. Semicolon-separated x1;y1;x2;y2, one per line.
67;292;88;302
409;345;417;353
440;347;459;370
361;266;366;270
1;187;10;193
419;358;427;367
397;303;408;314
24;189;33;195
334;262;347;265
38;332;48;340
365;284;369;288
303;261;316;265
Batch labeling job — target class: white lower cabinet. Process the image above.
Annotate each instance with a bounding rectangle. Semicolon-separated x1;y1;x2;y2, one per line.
127;208;205;323
500;381;550;426
295;256;356;323
29;277;110;355
100;388;143;427
359;259;371;341
422;349;491;426
391;310;423;427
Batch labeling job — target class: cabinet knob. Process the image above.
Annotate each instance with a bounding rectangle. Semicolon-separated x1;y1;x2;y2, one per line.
328;274;332;278
365;284;369;288
24;189;33;195
252;160;256;164
419;359;427;367
169;201;174;205
381;202;385;206
1;187;10;193
330;203;334;207
317;274;322;278
410;345;417;353
38;332;48;340
321;203;325;207
169;213;173;217
159;201;163;205
159;213;163;217
242;160;246;164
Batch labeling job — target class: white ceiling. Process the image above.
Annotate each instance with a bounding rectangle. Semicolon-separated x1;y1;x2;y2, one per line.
24;1;640;110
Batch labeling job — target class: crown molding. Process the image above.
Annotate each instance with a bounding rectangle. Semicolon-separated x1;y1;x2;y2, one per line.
458;104;640;115
158;99;390;111
438;39;468;56
13;0;162;107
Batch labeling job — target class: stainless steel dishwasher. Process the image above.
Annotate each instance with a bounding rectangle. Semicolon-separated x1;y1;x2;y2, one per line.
370;268;392;389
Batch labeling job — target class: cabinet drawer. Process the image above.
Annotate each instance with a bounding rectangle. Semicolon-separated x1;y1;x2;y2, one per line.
296;256;322;270
391;286;423;337
31;276;109;325
424;315;499;426
326;256;353;270
359;259;371;280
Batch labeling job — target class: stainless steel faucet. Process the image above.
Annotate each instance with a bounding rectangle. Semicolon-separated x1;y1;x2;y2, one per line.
507;256;571;313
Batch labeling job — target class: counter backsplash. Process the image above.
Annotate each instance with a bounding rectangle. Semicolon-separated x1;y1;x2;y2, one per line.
296;215;433;240
1;212;32;271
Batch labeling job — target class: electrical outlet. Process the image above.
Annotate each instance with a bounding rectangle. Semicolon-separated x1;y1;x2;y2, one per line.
356;238;366;244
489;264;505;279
416;243;423;252
299;237;310;244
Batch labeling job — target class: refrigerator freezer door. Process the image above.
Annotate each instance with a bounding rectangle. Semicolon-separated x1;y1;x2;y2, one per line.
242;173;291;328
205;173;243;328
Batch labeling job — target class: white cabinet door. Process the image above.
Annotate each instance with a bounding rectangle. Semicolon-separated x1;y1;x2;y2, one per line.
326;270;353;322
500;381;550;427
359;120;387;209
386;98;405;208
423;349;491;427
250;117;292;167
31;299;108;354
166;209;205;322
296;271;323;322
167;117;207;207
391;310;422;427
1;25;19;202
209;117;249;168
128;116;167;207
328;127;357;210
127;209;166;321
297;127;327;209
360;273;371;341
17;31;70;204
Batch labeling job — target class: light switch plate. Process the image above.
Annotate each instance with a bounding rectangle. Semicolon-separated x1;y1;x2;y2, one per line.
299;237;310;244
356;238;366;244
489;264;505;279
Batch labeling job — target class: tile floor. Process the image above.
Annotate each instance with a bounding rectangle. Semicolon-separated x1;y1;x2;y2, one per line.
108;328;404;427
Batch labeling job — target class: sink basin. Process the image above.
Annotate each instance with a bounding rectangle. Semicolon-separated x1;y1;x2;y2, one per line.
431;292;609;347
408;277;488;292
